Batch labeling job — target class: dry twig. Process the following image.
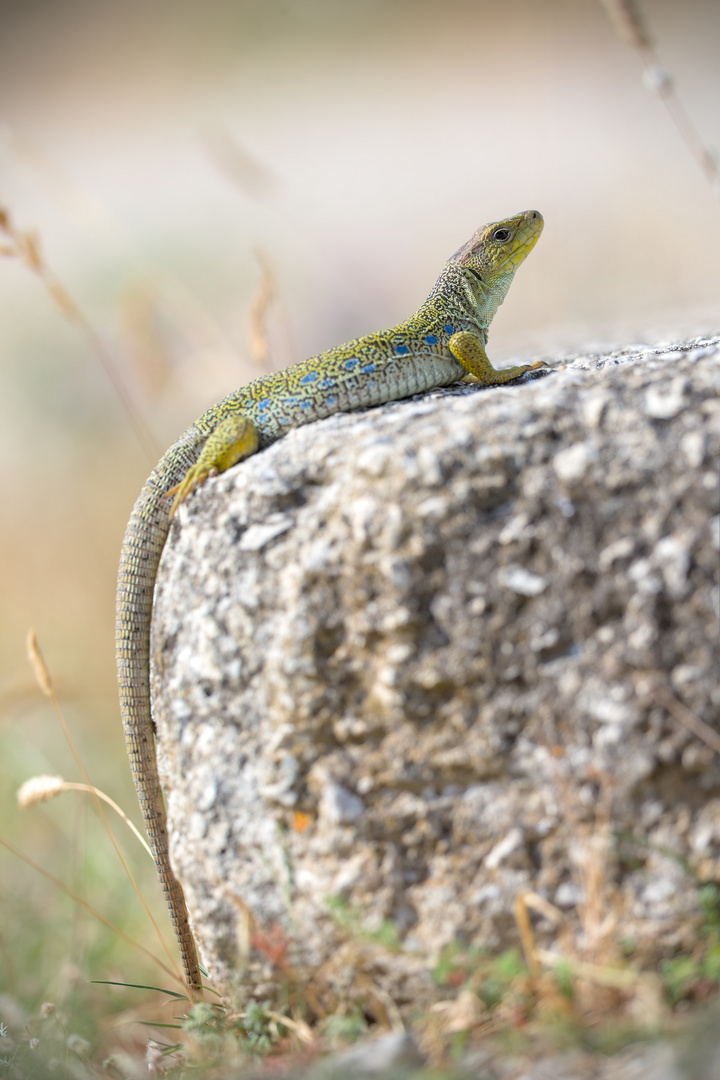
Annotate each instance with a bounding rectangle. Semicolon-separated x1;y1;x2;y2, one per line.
599;0;719;196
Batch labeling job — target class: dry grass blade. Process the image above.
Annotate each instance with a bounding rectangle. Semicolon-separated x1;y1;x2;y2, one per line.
225;889;252;977
598;0;651;49
520;890;564;926
200;124;278;201
513;892;541;979
265;1011;315;1045
0;206;159;461
17;774;153;857
429;990;485;1036
535;947;656;992
598;0;719;196
657;687;720;755
26;629;53;697
24;628;184;989
576;783;619;966
0;834;181;985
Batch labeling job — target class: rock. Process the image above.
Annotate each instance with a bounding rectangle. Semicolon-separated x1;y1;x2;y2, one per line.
311;1030;424;1077
150;335;720;1009
461;1042;683;1080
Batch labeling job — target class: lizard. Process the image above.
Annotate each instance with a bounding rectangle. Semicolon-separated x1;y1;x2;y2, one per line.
116;208;545;996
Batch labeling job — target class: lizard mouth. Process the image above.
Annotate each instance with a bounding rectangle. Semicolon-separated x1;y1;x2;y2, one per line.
499;210;544;271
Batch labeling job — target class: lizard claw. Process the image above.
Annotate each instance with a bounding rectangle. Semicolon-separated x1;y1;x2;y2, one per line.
166;466;217;517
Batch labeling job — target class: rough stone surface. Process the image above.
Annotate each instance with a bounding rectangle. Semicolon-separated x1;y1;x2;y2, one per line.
150;335;720;1010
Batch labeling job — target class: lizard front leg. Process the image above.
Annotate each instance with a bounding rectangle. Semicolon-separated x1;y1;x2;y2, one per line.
449;331;547;385
167;413;260;514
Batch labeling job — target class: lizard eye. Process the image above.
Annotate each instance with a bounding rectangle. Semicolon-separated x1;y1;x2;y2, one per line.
491;227;512;243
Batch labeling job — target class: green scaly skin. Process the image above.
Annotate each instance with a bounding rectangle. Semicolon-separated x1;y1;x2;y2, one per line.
116;209;545;996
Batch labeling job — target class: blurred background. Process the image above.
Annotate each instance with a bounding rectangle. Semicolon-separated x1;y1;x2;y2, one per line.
0;0;718;1049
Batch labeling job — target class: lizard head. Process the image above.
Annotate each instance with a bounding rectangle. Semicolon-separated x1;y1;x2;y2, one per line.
450;209;544;283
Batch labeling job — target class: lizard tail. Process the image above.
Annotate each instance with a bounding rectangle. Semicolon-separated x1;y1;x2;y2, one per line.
116;430;205;997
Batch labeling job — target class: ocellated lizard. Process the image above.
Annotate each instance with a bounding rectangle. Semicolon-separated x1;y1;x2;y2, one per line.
116;209;545;995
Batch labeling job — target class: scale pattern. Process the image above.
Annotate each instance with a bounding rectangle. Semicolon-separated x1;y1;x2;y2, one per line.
116;209;544;994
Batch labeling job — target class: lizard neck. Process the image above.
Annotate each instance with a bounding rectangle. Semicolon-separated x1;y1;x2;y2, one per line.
412;261;517;335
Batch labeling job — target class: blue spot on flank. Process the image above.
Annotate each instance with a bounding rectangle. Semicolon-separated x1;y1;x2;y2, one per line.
300;400;313;410
361;362;377;374
325;395;338;407
300;371;318;384
345;358;358;371
319;377;335;389
424;334;438;345
257;397;272;409
444;324;454;335
395;344;409;355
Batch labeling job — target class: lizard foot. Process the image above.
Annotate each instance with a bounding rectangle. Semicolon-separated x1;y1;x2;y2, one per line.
166;413;260;516
449;332;548;384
